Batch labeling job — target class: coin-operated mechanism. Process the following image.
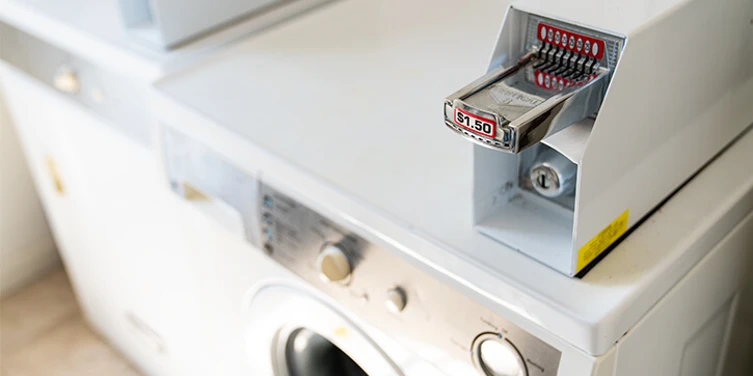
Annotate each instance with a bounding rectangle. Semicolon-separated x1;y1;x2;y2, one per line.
444;0;753;276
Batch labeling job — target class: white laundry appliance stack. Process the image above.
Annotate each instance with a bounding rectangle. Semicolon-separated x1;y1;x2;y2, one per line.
0;0;330;374
151;0;753;375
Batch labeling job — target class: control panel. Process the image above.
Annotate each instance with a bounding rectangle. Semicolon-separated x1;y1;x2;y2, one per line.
259;183;562;376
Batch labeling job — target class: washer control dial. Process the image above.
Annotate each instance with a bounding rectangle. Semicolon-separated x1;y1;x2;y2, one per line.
385;287;407;313
473;334;527;376
316;244;352;283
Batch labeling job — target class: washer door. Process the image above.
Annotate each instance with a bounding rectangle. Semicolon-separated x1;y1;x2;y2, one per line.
245;284;403;376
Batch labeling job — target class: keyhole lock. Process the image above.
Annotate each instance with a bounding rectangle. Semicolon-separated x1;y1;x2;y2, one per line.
529;149;577;198
536;171;551;189
531;165;559;196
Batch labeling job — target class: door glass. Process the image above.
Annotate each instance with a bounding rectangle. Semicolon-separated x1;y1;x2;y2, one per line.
283;328;368;376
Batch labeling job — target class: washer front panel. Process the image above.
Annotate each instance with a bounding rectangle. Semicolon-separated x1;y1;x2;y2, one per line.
258;182;562;375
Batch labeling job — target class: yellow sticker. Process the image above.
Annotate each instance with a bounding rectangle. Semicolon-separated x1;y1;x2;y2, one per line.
576;210;629;272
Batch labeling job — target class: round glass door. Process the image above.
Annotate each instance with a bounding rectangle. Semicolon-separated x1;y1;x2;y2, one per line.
279;328;368;376
245;284;403;376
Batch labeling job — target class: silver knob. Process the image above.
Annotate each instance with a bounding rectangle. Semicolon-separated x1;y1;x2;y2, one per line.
316;244;352;283
530;149;576;198
385;287;407;313
473;334;527;376
53;66;80;94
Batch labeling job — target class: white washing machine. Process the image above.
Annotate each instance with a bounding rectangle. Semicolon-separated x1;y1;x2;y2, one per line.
0;0;330;374
152;0;753;374
161;122;753;376
0;90;57;296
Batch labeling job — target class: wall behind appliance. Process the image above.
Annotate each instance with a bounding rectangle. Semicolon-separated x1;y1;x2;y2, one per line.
0;94;58;296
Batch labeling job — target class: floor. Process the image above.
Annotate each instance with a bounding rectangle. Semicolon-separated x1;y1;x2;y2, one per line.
0;267;142;376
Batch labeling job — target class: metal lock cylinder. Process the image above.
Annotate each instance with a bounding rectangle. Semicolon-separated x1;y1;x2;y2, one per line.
530;149;577;198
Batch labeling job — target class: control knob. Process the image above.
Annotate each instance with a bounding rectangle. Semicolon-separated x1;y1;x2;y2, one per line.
53;66;80;94
473;334;527;376
316;244;352;283
385;287;407;313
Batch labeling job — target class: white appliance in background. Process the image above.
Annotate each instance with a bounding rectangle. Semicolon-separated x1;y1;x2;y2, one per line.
152;0;753;374
0;0;330;374
118;0;281;49
0;92;57;297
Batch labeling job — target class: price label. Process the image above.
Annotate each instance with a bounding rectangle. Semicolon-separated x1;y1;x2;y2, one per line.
454;108;496;138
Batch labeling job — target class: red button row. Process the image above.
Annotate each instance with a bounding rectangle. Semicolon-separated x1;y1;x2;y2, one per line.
537;23;605;60
534;70;597;91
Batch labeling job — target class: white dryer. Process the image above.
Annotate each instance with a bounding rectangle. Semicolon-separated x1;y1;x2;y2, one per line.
152;0;753;374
